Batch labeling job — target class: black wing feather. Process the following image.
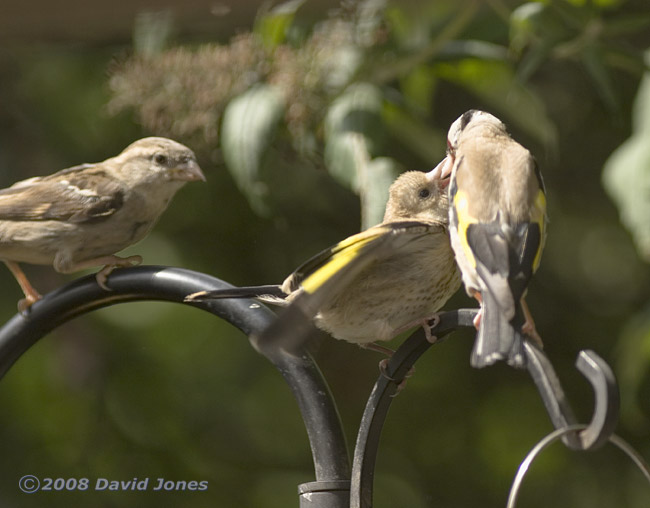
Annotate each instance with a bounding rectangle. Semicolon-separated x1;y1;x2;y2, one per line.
256;220;442;351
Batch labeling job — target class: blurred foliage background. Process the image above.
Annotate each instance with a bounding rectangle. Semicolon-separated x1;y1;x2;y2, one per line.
1;0;650;506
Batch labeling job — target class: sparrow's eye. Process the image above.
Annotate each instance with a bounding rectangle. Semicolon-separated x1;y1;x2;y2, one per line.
154;154;168;165
418;188;431;199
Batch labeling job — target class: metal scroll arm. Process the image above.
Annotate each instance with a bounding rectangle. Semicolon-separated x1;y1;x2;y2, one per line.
0;266;351;508
350;309;478;508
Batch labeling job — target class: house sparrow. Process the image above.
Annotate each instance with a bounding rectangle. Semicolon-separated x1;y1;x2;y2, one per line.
187;164;461;352
0;137;205;312
436;110;547;368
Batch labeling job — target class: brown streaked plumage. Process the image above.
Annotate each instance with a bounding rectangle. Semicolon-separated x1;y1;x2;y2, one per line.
0;137;205;311
187;163;461;350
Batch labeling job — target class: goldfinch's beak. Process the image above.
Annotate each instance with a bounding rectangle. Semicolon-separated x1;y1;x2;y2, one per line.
426;156;452;189
174;160;206;182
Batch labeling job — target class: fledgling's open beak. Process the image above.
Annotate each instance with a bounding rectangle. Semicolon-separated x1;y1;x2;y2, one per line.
174;159;206;182
426;156;452;189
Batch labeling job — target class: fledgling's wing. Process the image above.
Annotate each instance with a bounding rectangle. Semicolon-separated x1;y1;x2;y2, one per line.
0;164;125;223
253;220;446;352
185;284;287;305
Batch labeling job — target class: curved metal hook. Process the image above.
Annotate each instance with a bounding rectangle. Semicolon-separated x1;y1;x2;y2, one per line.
523;342;620;450
575;350;620;449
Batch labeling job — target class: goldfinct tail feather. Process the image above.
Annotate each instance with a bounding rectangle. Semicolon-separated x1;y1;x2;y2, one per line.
470;291;526;368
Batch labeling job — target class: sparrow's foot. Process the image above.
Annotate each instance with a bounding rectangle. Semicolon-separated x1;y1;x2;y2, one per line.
17;293;42;315
3;260;43;315
94;255;143;291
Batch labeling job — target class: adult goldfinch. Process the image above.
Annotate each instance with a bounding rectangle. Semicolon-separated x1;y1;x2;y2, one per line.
437;110;547;368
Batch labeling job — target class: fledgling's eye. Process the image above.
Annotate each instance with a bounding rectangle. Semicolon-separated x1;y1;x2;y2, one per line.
154;154;168;165
418;188;431;199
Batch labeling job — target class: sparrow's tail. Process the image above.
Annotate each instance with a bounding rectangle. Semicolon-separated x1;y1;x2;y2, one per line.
184;285;287;305
470;291;526;369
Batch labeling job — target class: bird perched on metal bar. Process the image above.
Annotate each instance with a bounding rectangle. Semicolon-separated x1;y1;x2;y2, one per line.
187;163;461;353
0;137;205;312
435;110;547;368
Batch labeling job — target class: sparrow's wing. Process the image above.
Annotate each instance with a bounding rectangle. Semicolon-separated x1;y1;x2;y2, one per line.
254;220;446;351
0;164;125;223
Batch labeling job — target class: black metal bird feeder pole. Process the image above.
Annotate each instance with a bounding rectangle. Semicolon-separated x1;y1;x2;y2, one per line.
0;266;624;508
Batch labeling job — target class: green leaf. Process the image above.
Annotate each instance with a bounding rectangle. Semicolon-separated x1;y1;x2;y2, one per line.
359;157;400;229
401;65;437;113
382;101;447;164
221;84;285;215
601;13;650;38
516;40;557;82
255;0;306;48
434;58;558;150
355;0;390;48
592;0;624;9
602;46;649;76
615;308;650;429
509;2;575;80
437;40;509;61
324;83;384;191
602;54;650;262
133;10;174;57
510;2;567;54
582;44;620;113
323;132;363;192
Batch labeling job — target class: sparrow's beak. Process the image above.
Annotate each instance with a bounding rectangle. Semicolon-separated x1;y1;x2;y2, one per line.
174;159;206;182
426;156;452;189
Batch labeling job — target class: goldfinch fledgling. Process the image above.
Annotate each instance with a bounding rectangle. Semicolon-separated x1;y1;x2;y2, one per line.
187;164;461;350
437;110;547;368
0;137;205;311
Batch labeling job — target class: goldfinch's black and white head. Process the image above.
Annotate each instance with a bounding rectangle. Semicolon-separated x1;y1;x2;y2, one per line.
447;109;507;156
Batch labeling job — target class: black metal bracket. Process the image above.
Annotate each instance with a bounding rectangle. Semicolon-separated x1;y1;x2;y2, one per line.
0;267;623;508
